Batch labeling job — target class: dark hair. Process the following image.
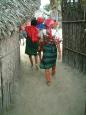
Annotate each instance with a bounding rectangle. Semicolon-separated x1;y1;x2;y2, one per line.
31;18;37;26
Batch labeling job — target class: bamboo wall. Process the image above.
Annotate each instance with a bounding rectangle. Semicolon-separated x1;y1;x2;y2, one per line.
62;0;86;73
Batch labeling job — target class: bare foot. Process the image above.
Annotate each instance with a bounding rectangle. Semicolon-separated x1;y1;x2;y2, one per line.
47;81;51;86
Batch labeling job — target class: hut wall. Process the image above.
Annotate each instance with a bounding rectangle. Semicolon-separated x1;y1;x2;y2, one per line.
0;0;41;112
0;33;20;111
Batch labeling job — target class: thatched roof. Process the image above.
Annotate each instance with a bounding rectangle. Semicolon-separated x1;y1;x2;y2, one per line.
0;0;41;39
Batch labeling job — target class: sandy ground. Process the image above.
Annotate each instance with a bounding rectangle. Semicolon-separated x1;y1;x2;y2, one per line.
3;42;86;115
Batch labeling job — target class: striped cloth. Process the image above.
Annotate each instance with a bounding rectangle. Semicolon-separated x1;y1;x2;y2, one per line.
40;43;57;69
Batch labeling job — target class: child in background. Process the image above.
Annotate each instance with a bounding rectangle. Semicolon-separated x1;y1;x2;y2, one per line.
19;18;27;45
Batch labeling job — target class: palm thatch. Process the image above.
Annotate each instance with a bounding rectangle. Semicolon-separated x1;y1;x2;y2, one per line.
0;0;41;39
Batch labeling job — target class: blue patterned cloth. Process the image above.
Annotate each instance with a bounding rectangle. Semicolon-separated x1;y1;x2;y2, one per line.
36;23;45;30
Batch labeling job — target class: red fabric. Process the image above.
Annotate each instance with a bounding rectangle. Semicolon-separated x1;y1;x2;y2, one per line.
25;26;38;42
43;28;53;41
37;17;44;24
44;18;58;28
44;18;59;40
46;27;52;40
44;18;54;27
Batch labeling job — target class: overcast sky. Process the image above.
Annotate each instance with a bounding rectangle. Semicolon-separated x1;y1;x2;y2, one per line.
41;0;50;8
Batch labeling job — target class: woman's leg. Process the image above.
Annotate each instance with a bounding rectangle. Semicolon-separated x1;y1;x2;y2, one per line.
29;55;33;67
38;51;41;62
34;55;38;65
52;65;56;76
34;55;39;70
45;69;51;86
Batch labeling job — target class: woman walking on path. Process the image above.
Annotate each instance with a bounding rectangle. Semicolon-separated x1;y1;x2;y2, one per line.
25;18;39;70
40;18;61;86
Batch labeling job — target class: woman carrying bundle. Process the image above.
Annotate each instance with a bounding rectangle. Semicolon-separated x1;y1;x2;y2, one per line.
25;18;39;70
40;18;61;86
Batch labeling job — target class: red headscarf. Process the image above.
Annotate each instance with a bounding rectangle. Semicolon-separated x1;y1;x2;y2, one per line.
44;18;58;28
37;17;44;24
25;25;38;42
44;18;58;40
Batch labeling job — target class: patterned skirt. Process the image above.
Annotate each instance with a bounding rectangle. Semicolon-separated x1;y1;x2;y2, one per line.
25;38;38;56
40;43;57;69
